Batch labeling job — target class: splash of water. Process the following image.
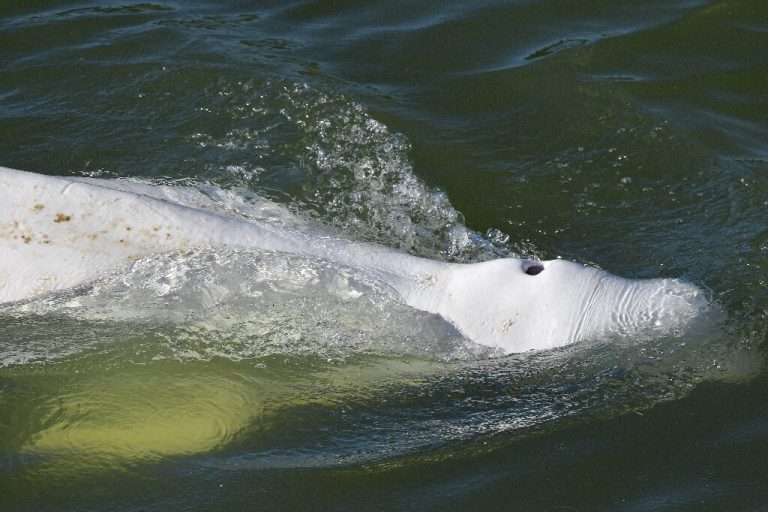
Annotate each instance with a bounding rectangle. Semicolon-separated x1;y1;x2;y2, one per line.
1;247;493;367
188;79;510;261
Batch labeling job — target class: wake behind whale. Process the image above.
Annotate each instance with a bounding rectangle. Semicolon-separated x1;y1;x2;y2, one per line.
0;166;707;354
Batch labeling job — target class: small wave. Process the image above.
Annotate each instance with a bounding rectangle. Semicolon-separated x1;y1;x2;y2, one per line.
0;248;494;367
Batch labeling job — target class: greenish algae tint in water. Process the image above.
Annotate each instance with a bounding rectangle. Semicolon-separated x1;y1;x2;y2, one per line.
1;1;768;510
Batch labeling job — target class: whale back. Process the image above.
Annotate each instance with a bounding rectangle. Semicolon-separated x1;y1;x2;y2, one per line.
0;167;305;303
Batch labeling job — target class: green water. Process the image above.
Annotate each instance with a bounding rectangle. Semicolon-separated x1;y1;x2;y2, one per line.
2;1;768;510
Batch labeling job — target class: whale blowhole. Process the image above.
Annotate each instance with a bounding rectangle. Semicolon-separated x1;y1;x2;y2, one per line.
523;262;545;276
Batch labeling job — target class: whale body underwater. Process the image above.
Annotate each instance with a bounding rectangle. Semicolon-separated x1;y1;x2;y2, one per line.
0;166;707;354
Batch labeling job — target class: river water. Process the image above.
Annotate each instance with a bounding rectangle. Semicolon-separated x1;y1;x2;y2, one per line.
1;1;767;510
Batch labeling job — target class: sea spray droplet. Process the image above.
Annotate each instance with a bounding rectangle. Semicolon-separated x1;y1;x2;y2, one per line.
190;79;509;261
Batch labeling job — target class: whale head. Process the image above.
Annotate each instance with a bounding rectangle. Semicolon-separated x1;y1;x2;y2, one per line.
441;258;707;353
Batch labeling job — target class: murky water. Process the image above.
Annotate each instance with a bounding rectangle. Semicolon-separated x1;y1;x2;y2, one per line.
1;1;767;510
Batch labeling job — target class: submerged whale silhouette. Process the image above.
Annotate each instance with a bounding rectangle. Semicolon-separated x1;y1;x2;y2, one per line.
0;166;706;353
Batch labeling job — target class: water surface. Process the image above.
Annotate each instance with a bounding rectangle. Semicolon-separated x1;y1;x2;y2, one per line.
1;1;768;510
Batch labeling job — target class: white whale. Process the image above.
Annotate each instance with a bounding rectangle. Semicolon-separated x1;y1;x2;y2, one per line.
0;166;706;353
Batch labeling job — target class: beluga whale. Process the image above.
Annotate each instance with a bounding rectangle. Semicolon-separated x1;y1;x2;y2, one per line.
0;166;706;353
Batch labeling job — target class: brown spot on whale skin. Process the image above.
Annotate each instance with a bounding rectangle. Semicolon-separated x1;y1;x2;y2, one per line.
32;204;44;212
54;213;72;223
126;226;132;231
22;235;32;244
